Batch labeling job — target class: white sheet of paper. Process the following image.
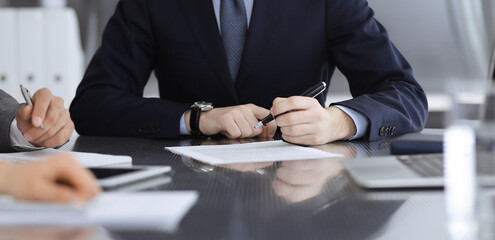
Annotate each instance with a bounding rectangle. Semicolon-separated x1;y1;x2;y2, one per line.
0;191;199;232
165;140;343;165
0;149;132;167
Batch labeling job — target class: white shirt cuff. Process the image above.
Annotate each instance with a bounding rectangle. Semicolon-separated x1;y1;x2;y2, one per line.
9;119;43;151
179;113;191;135
334;105;368;140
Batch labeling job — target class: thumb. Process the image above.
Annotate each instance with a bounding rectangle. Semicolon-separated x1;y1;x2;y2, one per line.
260;122;277;138
38;183;80;203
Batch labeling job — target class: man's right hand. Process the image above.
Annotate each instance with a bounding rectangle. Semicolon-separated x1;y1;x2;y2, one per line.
16;88;74;148
185;104;277;139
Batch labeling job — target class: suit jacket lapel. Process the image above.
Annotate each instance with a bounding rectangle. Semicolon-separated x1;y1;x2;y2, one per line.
178;0;239;103
235;0;286;88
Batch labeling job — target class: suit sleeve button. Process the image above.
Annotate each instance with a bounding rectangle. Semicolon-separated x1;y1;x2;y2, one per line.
379;127;386;136
386;127;393;136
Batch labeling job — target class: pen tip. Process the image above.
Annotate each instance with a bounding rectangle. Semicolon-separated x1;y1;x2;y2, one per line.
254;122;263;129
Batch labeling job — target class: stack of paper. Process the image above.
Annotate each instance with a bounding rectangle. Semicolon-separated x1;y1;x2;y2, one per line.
0;149;132;167
0;191;199;232
165;140;343;165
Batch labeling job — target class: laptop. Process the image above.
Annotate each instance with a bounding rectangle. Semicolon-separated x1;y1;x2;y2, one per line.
342;42;495;189
341;152;446;188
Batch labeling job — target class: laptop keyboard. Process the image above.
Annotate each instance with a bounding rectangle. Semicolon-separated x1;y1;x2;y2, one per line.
396;154;444;177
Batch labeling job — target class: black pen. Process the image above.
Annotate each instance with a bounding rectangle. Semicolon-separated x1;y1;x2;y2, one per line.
254;82;327;129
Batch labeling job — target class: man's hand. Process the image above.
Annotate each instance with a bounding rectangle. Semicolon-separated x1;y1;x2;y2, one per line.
16;88;74;148
185;104;277;139
271;97;357;145
0;154;101;203
272;159;343;203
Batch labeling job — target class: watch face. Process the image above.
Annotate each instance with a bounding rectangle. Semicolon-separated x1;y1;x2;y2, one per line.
194;101;212;107
193;101;213;111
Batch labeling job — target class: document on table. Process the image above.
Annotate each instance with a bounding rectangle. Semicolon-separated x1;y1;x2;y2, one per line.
165;140;343;165
0;191;199;232
0;149;132;167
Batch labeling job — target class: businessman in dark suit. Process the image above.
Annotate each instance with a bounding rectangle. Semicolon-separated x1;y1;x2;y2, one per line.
70;0;428;145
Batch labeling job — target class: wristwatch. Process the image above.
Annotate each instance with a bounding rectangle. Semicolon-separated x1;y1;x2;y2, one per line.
190;101;213;135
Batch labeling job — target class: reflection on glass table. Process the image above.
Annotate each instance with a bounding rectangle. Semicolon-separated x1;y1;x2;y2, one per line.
272;159;343;203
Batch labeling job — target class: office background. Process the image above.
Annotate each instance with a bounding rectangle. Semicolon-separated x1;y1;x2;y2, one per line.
0;0;493;128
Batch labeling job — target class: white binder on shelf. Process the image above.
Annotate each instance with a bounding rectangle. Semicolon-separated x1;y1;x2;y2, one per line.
0;9;19;101
44;8;84;108
17;9;46;99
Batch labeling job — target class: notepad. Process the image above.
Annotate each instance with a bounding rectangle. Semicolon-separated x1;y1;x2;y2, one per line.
0;149;132;167
165;140;343;165
0;191;199;232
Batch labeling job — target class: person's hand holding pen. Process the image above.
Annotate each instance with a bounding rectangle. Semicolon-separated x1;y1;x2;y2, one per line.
16;86;75;148
268;82;357;145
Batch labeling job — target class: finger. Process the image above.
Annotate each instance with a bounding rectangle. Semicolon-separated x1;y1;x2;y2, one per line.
31;110;70;145
31;88;55;127
13;164;78;203
232;114;253;138
16;105;33;122
36;121;74;148
271;96;317;116
275;167;320;185
245;104;270;135
260;121;277;138
272;180;320;203
15;106;34;135
218;162;272;172
272;180;306;201
279;123;315;136
248;104;271;120
282;133;325;146
281;159;325;171
59;157;100;201
272;97;286;106
30;183;79;203
221;114;242;139
243;105;265;136
47;155;100;201
276;111;314;127
40;95;64;129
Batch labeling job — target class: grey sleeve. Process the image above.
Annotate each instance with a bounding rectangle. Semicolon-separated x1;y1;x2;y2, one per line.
0;90;22;153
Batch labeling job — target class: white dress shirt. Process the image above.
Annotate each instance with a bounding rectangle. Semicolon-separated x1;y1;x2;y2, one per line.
180;0;369;140
9;119;42;150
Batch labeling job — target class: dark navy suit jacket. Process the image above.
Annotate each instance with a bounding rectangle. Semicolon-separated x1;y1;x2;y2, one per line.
70;0;428;141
